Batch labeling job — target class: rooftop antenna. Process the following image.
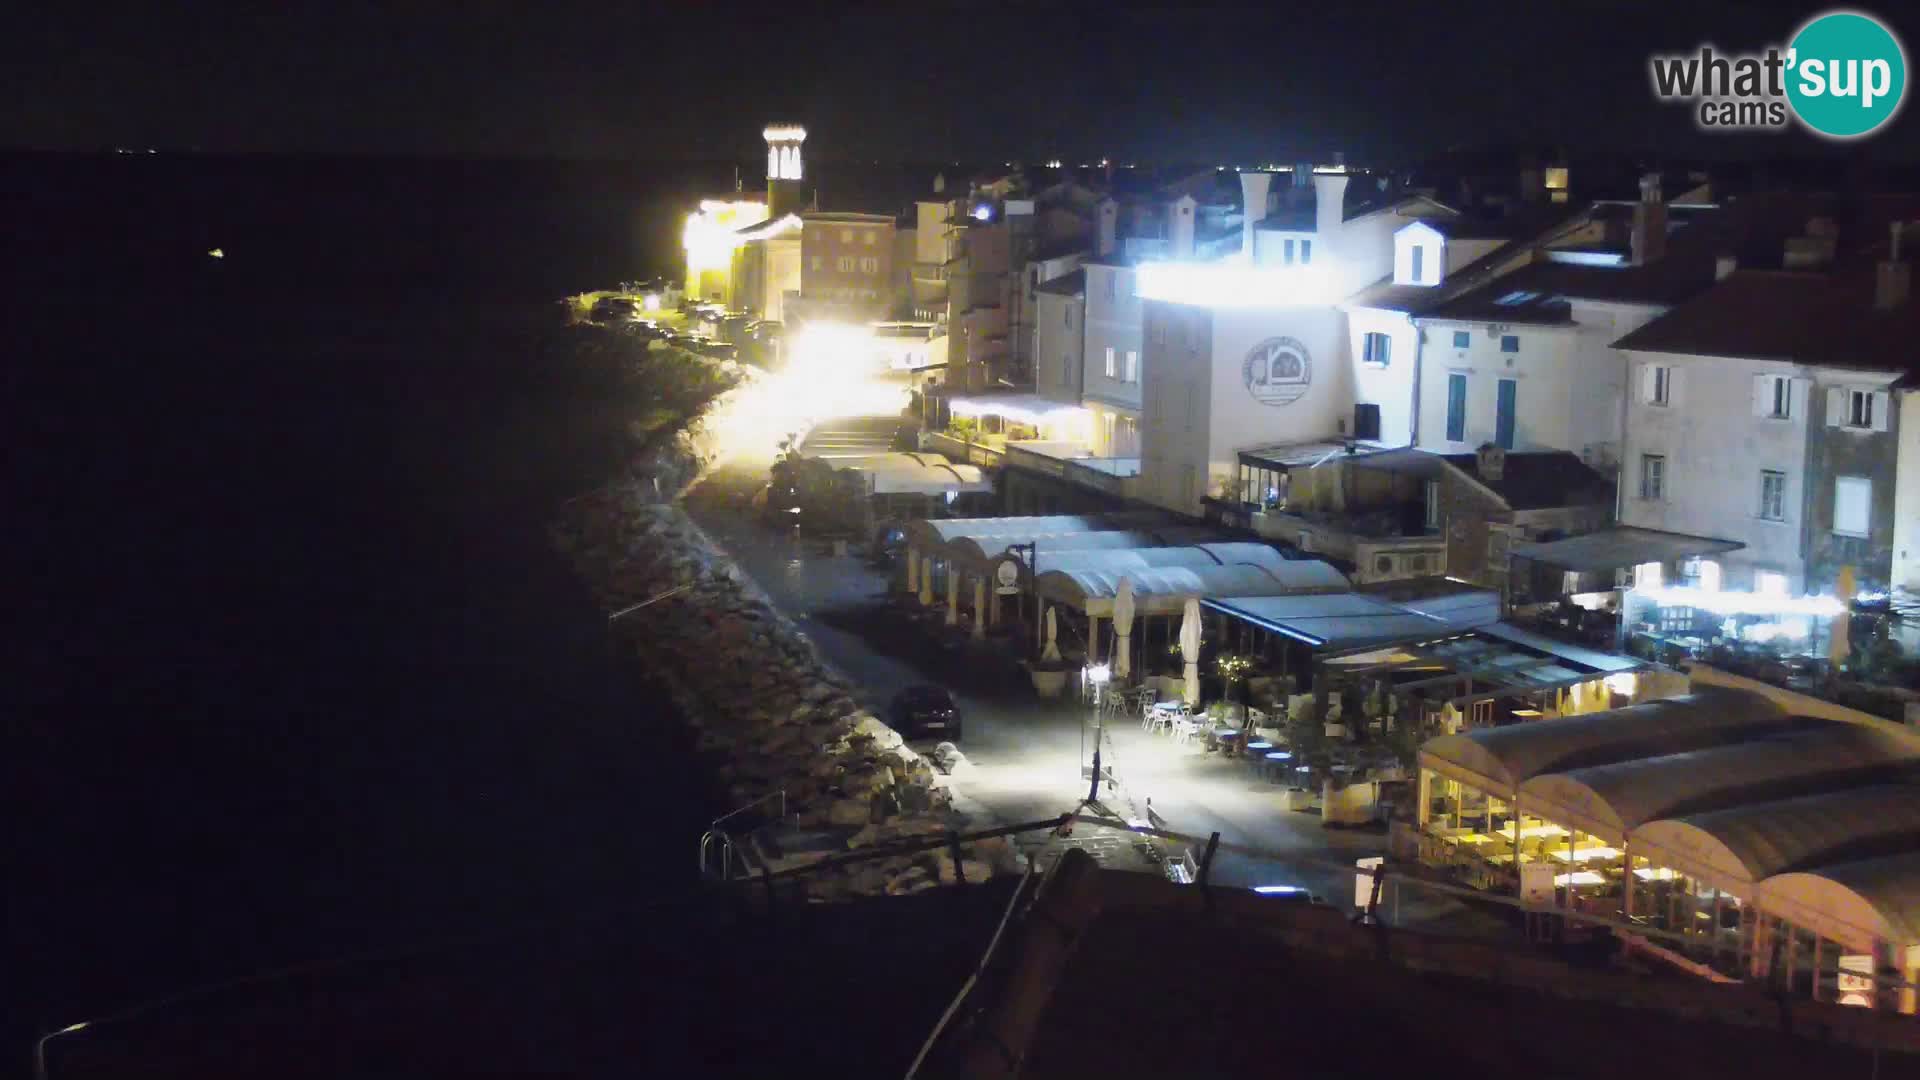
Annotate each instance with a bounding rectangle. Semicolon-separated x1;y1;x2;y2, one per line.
734;165;741;192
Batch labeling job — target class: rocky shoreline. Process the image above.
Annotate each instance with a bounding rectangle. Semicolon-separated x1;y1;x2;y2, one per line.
550;395;1019;901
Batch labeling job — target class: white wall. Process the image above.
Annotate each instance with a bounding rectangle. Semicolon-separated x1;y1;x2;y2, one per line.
1619;350;1811;589
1034;290;1085;405
914;201;951;265
1897;390;1920;591
1083;261;1143;413
1345;308;1418;444
1417;322;1576;454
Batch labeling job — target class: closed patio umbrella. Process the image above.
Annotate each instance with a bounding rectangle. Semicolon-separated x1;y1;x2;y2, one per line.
1043;605;1062;663
1829;564;1855;668
1112;577;1136;681
1180;597;1202;707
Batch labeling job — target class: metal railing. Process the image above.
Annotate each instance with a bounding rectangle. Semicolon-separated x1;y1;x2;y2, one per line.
698;790;787;882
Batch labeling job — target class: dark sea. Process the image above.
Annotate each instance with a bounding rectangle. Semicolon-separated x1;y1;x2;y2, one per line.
4;153;741;1058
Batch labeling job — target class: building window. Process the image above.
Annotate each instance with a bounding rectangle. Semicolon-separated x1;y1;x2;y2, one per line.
1495;378;1517;450
1500;334;1520;353
840;229;853;243
1423;481;1441;530
1064;306;1072;327
1300;239;1311;264
1283;238;1295;265
1410;244;1425;284
859;257;878;273
1634;561;1663;589
1645;365;1672;406
1756;375;1792;419
1759;470;1787;521
1104;272;1116;302
1061;355;1074;388
1640;453;1666;501
810;256;823;271
1833;475;1871;536
1362;332;1391;368
1445;373;1467;442
1124;349;1138;383
837;256;855;272
1104;346;1117;378
862;231;875;246
1452;330;1470;349
1848;389;1874;428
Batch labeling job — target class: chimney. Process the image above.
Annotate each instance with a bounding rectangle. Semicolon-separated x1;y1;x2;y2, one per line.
1476;443;1507;483
933;172;946;194
1096;198;1118;258
1167;194;1197;258
1312;170;1350;259
1715;254;1738;281
1877;222;1912;310
1239;171;1272;262
1630;173;1667;266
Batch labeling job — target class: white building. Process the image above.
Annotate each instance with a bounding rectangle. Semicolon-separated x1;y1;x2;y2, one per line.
1134;170;1457;514
1613;262;1915;597
1033;269;1086;405
1343;215;1578;446
1082;254;1145;459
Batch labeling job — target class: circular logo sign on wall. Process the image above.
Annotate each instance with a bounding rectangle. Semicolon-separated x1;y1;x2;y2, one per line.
1242;337;1313;407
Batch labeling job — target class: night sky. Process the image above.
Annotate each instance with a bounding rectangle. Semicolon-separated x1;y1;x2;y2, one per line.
5;1;1915;163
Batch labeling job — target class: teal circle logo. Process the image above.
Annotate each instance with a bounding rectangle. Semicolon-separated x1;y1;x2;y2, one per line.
1786;11;1907;139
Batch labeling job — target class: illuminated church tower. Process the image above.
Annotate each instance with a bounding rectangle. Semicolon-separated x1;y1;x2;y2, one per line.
764;124;806;219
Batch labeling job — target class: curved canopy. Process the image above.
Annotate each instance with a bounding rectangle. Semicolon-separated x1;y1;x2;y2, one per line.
1035;560;1348;617
899;512;1173;558
836;458;991;496
1760;853;1920;953
1519;725;1920;845
1418;689;1792;796
1633;782;1920;895
945;530;1166;573
981;542;1295;592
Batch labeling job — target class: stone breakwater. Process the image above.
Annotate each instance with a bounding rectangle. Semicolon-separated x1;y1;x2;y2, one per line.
551;457;1019;901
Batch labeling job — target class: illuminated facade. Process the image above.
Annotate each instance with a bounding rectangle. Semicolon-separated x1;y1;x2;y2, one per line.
764;124;806;218
795;212;897;322
1135;171;1458;514
683;198;770;306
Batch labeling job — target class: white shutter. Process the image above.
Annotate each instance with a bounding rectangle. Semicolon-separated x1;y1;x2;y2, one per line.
1639;364;1657;403
1752;374;1771;417
1666;366;1681;408
1793;377;1811;421
1827;386;1846;427
1871;391;1892;432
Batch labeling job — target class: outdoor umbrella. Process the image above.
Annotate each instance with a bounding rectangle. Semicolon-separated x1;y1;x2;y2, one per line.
1180;597;1202;707
1829;564;1855;668
1113;577;1136;681
1043;605;1062;663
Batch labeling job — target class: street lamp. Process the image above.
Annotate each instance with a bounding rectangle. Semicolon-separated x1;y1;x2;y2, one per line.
35;1022;89;1080
1085;662;1111;803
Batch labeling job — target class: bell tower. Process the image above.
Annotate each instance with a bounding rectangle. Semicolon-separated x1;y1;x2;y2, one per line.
763;124;806;219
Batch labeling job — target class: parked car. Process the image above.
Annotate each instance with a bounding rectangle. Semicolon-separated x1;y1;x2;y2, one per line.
590;296;637;321
889;685;962;740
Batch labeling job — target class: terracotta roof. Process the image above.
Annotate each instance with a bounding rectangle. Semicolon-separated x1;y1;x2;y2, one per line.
1033;268;1086;297
1612;268;1920;374
1440;450;1613;510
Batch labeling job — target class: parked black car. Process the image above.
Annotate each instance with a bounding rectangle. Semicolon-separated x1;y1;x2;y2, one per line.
889;685;962;740
590;296;637;321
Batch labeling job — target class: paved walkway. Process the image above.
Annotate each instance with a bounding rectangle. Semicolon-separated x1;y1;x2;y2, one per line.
685;419;1503;934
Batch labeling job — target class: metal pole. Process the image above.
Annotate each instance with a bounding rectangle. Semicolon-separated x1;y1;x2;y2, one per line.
34;1024;88;1080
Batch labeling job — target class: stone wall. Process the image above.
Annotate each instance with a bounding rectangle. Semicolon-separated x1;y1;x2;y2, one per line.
551;422;1018;900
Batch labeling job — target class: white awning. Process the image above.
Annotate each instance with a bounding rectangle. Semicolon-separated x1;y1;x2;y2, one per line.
1037;560;1350;617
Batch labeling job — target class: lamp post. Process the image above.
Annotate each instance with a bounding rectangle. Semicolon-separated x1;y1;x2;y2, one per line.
35;1022;89;1080
1005;541;1039;655
1085;662;1111;803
